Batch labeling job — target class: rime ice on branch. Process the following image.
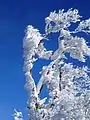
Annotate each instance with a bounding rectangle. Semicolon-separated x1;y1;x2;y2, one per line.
23;8;90;120
13;109;23;120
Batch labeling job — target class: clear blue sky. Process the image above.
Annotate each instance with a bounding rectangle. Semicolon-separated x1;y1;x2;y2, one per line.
0;0;90;120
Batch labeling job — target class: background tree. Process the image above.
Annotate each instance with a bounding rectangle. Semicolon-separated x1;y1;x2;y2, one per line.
13;109;23;120
15;8;90;120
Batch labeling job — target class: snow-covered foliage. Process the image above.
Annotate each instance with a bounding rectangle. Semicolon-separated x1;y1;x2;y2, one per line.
13;109;23;120
22;9;90;120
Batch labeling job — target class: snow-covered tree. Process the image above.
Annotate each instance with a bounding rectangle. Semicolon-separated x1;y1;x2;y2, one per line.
18;9;90;120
